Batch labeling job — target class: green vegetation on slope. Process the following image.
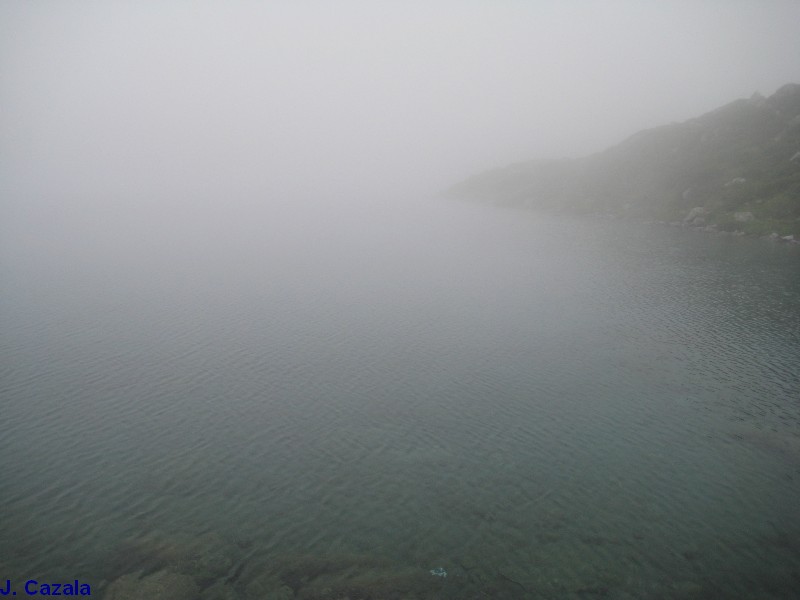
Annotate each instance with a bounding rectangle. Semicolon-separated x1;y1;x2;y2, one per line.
447;84;800;236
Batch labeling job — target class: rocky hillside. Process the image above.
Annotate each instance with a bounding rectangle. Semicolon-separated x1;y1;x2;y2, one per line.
446;84;800;236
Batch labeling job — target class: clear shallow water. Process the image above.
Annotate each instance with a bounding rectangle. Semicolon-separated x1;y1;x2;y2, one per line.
2;197;799;599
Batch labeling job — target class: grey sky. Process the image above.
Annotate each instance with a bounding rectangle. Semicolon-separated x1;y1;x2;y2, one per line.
2;1;799;204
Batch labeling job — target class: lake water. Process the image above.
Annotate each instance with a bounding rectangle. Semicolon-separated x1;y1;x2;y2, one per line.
2;196;799;599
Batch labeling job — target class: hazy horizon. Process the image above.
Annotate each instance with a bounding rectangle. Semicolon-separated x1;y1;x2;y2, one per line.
2;1;800;209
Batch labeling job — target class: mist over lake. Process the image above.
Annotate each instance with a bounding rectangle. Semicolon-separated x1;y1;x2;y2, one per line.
2;194;799;598
3;2;800;598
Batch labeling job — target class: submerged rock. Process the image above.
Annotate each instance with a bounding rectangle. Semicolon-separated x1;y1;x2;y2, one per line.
243;572;289;600
104;570;198;600
200;580;243;600
104;531;238;589
250;553;443;600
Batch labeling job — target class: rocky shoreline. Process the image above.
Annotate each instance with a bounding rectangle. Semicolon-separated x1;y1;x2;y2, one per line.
447;84;800;239
652;205;799;244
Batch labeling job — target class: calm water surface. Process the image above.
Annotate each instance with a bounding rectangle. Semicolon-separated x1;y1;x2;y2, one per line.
2;197;799;599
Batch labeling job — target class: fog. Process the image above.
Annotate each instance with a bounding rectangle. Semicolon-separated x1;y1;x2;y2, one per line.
3;7;800;595
2;1;800;222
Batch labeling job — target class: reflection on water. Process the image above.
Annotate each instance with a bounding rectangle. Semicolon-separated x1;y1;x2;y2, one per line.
1;198;799;598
